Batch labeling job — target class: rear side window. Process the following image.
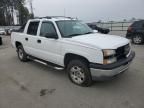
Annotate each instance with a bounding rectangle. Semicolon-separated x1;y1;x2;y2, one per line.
132;21;143;28
142;22;144;28
27;21;39;35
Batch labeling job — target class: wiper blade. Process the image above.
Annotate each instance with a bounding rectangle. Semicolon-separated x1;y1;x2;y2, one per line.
64;32;93;38
84;32;93;34
67;34;82;37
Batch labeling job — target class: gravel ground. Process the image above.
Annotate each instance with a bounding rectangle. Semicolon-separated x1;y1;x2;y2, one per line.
0;35;144;108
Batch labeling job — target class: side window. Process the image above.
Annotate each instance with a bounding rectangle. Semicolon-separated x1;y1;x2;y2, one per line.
132;21;143;28
27;21;39;35
18;23;26;32
142;22;144;28
40;22;57;37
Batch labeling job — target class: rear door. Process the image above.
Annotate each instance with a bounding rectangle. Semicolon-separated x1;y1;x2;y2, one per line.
24;21;40;57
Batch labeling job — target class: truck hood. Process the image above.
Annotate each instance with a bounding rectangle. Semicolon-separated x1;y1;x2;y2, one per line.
65;33;129;49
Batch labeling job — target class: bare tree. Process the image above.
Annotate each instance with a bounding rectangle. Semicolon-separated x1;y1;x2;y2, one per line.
0;0;30;25
28;0;34;18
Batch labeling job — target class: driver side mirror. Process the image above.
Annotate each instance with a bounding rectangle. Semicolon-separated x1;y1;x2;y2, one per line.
45;32;58;39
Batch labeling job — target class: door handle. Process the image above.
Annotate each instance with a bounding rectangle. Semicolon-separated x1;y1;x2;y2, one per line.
37;39;41;43
25;38;28;41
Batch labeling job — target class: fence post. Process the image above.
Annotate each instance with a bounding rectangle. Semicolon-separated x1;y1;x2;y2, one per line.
122;23;123;31
111;23;112;31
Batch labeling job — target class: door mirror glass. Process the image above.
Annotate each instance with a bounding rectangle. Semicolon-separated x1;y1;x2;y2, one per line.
45;33;58;39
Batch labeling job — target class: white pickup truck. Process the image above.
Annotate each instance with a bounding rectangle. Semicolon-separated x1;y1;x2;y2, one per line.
11;16;135;86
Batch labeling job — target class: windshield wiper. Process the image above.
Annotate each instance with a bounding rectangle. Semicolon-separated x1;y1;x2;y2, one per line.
64;32;93;38
67;34;82;37
83;32;93;34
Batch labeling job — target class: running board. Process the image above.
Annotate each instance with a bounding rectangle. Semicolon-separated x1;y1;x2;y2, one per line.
28;56;64;70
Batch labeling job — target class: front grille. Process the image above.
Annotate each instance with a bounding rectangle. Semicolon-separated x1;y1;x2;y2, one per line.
116;44;130;61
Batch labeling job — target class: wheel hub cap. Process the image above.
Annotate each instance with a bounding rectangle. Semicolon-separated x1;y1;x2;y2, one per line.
134;36;142;44
19;49;23;59
70;66;85;84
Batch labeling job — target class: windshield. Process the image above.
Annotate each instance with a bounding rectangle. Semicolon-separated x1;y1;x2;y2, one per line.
56;20;93;37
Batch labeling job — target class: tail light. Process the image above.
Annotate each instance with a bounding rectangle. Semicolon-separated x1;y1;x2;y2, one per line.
128;26;132;32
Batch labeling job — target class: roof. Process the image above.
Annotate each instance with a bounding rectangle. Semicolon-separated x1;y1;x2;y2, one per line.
30;16;77;22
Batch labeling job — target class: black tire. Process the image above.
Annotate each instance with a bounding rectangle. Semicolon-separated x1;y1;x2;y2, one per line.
132;34;144;44
0;37;2;45
17;45;28;62
66;59;92;87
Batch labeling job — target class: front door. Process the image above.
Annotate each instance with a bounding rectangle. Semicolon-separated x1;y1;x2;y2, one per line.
36;21;62;65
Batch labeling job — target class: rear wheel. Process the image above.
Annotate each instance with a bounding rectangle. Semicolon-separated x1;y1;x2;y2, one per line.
132;34;144;44
17;45;28;62
67;59;92;87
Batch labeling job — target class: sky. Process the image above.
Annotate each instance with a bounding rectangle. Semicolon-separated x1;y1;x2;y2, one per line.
26;0;144;22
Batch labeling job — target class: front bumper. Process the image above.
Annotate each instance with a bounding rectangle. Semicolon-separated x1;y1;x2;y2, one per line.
90;51;135;80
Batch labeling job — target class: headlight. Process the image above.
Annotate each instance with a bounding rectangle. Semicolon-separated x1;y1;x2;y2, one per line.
103;57;117;64
103;49;116;57
103;49;116;64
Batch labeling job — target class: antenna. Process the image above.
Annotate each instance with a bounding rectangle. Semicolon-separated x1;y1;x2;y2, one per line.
28;0;34;18
64;8;66;18
63;8;66;35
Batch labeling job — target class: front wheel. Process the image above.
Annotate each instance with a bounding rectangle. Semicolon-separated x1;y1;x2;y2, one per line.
67;59;92;87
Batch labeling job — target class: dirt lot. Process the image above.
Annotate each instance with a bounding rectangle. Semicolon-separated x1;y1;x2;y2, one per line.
0;35;144;108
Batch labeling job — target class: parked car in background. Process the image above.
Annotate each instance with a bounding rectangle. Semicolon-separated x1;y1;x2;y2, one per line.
5;29;13;35
87;23;110;34
126;20;144;44
0;28;6;35
0;37;2;45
